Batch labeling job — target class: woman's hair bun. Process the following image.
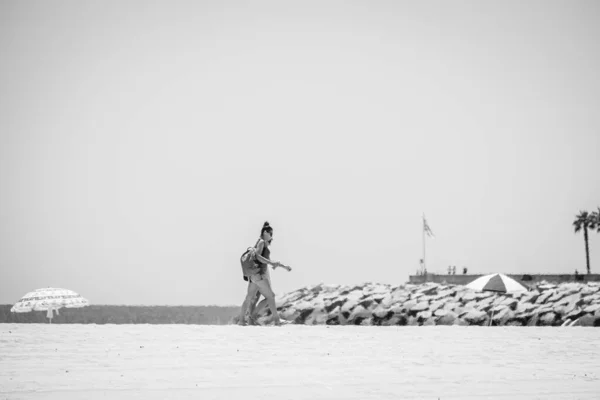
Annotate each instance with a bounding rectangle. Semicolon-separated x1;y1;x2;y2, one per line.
263;221;270;228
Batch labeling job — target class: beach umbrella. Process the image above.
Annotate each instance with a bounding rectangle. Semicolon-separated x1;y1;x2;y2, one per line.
11;287;90;323
466;274;528;326
466;273;528;293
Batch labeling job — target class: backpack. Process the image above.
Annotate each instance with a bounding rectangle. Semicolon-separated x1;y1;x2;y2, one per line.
240;239;262;281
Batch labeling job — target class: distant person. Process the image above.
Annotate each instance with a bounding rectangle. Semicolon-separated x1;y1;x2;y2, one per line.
452;266;456;275
447;266;451;275
239;221;292;326
463;267;468;275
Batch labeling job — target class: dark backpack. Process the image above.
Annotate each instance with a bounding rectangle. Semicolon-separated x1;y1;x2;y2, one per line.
240;239;262;281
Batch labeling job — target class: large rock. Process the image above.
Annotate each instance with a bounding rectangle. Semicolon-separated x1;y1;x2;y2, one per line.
348;305;371;322
583;304;600;313
556;293;582;307
492;307;514;325
402;300;418;312
304;308;329;325
461;291;477;302
433;288;456;300
411;301;430;312
499;298;518;310
437;311;458;325
372;304;391;319
536;290;555;305
527;313;539;326
453;318;469;326
463;310;488;325
475;291;495;300
539;312;557;326
581;286;600;296
415;284;440;296
515;302;538;315
416;310;432;321
382;314;407;326
429;300;445;312
571;314;597;327
520;292;540;304
547;291;570;304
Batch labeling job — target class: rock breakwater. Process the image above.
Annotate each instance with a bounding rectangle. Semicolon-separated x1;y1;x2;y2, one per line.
254;281;600;326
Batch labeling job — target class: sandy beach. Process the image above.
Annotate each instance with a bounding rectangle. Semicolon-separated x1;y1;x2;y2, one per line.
1;324;599;400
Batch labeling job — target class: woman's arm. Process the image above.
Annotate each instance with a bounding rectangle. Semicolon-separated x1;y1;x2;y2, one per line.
254;240;280;267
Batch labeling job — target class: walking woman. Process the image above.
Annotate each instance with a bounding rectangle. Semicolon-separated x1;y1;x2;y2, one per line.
239;221;291;325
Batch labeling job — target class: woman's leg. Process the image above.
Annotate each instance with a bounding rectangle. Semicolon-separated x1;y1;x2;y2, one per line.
239;282;259;324
247;290;262;325
251;276;281;324
252;298;268;319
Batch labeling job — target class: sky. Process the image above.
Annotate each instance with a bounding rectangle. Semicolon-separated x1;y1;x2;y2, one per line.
1;0;599;306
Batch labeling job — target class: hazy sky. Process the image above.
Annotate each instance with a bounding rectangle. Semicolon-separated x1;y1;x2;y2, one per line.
1;1;599;306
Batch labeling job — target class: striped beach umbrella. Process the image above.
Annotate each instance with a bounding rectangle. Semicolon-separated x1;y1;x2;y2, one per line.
11;287;90;313
466;274;527;326
466;273;528;293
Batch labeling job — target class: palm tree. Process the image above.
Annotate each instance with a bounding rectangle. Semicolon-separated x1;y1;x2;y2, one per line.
592;207;600;233
573;211;596;274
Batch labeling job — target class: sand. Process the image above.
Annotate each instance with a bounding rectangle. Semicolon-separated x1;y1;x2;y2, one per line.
1;324;599;399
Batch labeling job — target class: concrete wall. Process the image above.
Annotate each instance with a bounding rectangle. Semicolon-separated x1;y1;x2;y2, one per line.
408;273;600;286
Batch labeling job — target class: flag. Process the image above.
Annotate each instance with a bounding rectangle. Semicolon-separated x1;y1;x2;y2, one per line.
423;215;435;238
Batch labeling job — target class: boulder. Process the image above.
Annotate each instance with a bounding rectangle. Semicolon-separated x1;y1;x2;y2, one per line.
520;292;539;304
412;301;430;312
571;314;596;327
453;318;469;326
515;302;538;315
477;296;496;308
538;283;556;291
443;301;458;311
422;317;436;326
539;312;557;326
547;291;570;304
464;300;479;310
461;292;477;302
535;290;554;305
583;304;600;313
281;307;300;321
556;293;583;307
324;299;347;313
348;305;371;322
402;300;418;312
304;308;329;325
463;310;488;324
475;291;495;300
416;284;439;296
407;316;419;326
429;300;445;312
437;311;458;325
527;313;539;326
565;307;586;321
581;286;600;296
389;304;404;315
381;314;407;326
434;309;453;317
372;304;391;319
492;308;514;325
433;289;456;300
499;298;518;310
416;310;432;321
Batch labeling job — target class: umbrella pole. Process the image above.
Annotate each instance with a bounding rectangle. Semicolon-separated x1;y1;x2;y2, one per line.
489;293;497;327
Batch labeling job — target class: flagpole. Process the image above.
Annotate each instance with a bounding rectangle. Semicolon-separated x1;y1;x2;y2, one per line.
422;213;426;274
